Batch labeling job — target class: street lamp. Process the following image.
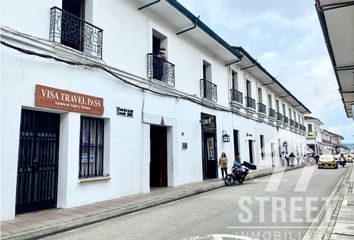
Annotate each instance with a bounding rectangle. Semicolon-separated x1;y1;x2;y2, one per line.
222;130;230;142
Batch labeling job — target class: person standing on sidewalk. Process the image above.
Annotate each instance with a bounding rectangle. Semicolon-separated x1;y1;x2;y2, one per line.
219;152;228;180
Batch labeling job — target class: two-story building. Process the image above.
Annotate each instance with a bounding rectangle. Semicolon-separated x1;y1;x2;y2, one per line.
320;129;332;154
1;0;310;220
304;116;323;155
329;132;345;154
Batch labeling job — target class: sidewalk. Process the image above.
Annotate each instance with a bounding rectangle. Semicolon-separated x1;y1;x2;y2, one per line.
1;165;303;240
325;164;354;240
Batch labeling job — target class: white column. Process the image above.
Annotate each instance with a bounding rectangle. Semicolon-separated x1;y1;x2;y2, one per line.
0;105;21;220
57;112;81;208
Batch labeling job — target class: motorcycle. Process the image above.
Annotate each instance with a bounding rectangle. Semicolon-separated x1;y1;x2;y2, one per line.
224;161;257;186
339;159;346;167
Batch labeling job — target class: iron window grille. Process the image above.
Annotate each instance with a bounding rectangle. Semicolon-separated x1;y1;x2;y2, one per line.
245;96;256;109
200;79;217;102
269;108;276;118
230;89;243;104
295;122;299;128
276;112;283;121
49;7;103;59
283;116;289;124
147;53;175;87
79;117;104;178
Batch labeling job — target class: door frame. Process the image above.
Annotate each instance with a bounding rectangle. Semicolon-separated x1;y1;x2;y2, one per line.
201;113;217;180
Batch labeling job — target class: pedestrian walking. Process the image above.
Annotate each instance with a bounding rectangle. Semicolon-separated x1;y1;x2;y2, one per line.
218;152;228;180
280;151;286;167
289;152;295;167
285;152;289;166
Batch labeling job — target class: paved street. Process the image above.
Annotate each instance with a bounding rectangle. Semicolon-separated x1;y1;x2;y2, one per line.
41;166;347;240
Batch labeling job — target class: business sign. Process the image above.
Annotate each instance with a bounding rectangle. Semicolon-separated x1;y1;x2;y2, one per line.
35;85;104;115
116;107;133;118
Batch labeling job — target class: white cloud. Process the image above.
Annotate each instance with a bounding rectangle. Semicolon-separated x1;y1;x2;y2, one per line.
328;122;354;143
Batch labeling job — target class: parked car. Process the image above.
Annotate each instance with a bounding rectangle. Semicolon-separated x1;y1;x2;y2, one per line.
346;155;353;163
318;154;338;169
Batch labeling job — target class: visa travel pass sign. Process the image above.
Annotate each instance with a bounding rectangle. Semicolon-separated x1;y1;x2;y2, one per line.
35;85;104;115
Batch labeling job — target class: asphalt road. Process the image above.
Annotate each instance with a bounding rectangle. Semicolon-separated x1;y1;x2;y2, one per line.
41;166;347;240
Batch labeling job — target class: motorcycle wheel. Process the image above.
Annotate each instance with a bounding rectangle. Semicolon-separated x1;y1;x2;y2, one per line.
224;174;235;186
238;177;245;184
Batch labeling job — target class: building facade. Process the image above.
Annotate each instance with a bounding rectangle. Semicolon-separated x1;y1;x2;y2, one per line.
320;129;332;154
1;0;310;220
304;116;323;156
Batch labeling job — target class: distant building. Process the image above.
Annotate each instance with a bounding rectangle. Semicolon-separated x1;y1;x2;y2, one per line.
320;129;332;154
304;116;323;155
329;132;345;154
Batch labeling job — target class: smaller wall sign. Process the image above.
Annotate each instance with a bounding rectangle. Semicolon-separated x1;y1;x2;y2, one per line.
116;107;133;118
35;85;104;115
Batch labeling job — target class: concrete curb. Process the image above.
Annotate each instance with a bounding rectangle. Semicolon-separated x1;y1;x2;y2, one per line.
2;165;305;240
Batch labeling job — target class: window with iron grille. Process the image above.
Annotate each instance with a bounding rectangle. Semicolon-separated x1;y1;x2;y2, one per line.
79;117;104;178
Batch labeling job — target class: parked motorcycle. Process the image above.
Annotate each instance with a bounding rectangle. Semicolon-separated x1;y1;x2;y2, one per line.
224;161;257;186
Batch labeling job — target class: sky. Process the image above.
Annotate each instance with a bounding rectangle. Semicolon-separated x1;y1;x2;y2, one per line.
178;0;354;144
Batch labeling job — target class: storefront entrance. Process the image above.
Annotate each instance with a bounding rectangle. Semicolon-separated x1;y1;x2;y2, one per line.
248;139;254;164
201;113;217;180
150;125;168;187
16;109;60;214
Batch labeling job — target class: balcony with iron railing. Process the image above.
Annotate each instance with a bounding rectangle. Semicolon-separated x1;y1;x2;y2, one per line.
290;119;295;127
295;122;299;128
230;89;243;110
147;54;175;87
245;96;256;110
200;79;217;102
230;89;243;105
269;109;276;119
49;7;103;59
276;112;283;122
283;116;289;124
257;103;267;115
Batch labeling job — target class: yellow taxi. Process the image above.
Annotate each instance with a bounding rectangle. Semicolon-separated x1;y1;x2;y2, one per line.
346;155;353;163
318;154;338;169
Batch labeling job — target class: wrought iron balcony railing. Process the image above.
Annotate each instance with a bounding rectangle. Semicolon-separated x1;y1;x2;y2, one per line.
269;109;276;118
295;122;299;128
200;79;217;102
245;96;256;110
147;54;175;86
49;7;103;59
258;103;266;114
283;116;289;124
276;112;282;121
290;119;295;126
230;89;243;104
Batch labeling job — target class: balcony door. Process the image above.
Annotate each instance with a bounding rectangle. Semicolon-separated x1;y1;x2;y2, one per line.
61;0;85;51
246;80;251;97
231;71;238;91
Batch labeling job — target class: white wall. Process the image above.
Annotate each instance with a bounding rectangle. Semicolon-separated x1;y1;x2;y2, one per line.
1;0;309;220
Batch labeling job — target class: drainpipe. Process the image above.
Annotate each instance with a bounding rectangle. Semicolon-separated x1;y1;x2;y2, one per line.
138;0;160;11
176;15;200;35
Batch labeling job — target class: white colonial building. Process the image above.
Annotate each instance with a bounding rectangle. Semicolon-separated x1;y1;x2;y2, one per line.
304;116;323;156
1;0;310;220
